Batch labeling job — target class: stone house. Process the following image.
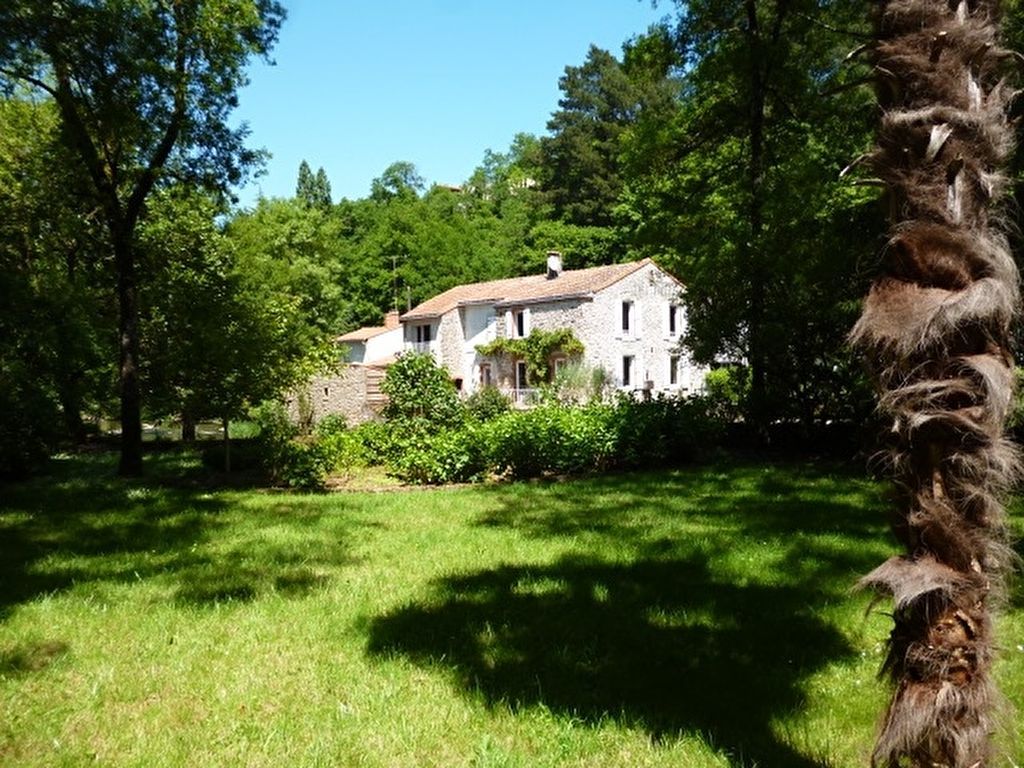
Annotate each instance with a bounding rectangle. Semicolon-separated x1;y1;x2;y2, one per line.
338;310;403;365
290;311;403;427
399;254;706;402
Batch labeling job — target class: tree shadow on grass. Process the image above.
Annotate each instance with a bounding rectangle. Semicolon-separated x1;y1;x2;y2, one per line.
0;452;356;619
367;554;853;767
474;462;891;551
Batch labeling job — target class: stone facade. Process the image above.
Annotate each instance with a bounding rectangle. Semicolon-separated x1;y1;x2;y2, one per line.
288;365;386;428
400;259;707;399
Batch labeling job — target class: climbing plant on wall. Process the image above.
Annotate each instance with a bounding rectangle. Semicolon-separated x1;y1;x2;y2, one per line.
477;328;584;383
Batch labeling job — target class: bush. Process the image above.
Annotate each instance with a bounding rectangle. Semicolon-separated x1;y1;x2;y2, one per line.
609;394;723;468
251;400;328;490
0;365;62;480
703;366;750;422
387;423;487;485
381;353;464;427
482;402;616;479
199;439;262;472
347;420;398;466
550;362;611;404
464;386;511;422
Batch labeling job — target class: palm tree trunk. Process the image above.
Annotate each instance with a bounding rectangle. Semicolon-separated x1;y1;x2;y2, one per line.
851;1;1019;765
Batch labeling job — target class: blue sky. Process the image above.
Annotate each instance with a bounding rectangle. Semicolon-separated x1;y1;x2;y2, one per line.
232;1;668;206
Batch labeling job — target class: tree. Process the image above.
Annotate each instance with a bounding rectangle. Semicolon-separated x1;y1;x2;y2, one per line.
0;0;285;475
542;45;647;229
0;95;111;474
381;352;463;427
370;161;425;203
224;197;352;334
621;2;878;431
141;188;335;460
296;159;316;203
296;159;332;210
850;1;1019;764
314;167;332;209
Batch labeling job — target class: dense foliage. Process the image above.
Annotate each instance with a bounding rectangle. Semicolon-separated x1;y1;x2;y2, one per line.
9;2;1024;479
0;0;286;475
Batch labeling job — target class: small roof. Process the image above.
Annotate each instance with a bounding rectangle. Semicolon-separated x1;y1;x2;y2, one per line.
402;259;662;321
337;311;401;342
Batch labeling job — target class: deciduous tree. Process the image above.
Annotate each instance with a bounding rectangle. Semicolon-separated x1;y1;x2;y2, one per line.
0;0;284;475
622;1;878;431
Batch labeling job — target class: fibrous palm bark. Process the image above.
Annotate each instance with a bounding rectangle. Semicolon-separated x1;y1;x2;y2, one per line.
851;0;1020;766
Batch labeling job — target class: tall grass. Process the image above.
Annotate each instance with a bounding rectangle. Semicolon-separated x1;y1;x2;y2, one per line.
1;452;1021;767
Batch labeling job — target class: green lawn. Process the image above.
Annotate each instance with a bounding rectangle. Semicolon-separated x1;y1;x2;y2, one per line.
1;453;1022;767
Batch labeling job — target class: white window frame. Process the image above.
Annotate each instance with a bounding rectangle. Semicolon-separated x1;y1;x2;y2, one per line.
516;360;529;389
622;355;635;388
621;300;634;336
508;308;530;339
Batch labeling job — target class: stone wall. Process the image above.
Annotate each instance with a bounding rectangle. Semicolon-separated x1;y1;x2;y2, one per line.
287;365;386;428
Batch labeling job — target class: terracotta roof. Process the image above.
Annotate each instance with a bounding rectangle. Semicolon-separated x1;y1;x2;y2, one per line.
402;259;659;321
337;311;401;342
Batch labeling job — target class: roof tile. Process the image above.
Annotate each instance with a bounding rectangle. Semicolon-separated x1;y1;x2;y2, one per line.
402;259;656;320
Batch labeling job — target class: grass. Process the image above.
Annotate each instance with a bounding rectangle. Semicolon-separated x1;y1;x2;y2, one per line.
1;451;1022;767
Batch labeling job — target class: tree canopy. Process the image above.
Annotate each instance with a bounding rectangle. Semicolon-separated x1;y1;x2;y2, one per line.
0;0;285;475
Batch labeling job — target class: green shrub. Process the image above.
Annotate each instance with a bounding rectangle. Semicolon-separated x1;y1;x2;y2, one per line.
199;439;262;472
381;353;464;427
0;363;62;479
480;396;722;479
251;400;328;490
315;413;348;439
482;403;616;479
609;394;722;467
347;420;398;466
703;365;750;422
386;424;487;485
464;386;511;422
550;362;611;404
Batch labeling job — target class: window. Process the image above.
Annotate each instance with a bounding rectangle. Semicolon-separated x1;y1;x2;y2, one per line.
622;355;634;387
669;355;680;386
668;304;678;336
479;363;492;388
415;324;432;343
513;309;527;338
516;360;528;389
621;300;633;334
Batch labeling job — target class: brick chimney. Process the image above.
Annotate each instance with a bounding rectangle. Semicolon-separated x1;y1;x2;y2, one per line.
384;310;400;329
546;251;563;280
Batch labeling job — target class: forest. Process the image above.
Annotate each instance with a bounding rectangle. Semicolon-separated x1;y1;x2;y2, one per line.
2;0;1023;478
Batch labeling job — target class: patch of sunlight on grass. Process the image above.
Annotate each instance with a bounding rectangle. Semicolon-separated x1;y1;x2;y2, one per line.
2;454;1021;766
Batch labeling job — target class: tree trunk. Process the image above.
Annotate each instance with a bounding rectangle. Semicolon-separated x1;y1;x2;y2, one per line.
745;0;770;438
115;230;144;476
851;1;1019;765
180;407;197;443
222;414;231;473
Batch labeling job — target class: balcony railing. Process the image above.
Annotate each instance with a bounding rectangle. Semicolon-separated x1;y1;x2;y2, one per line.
507;388;540;407
406;341;435;355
